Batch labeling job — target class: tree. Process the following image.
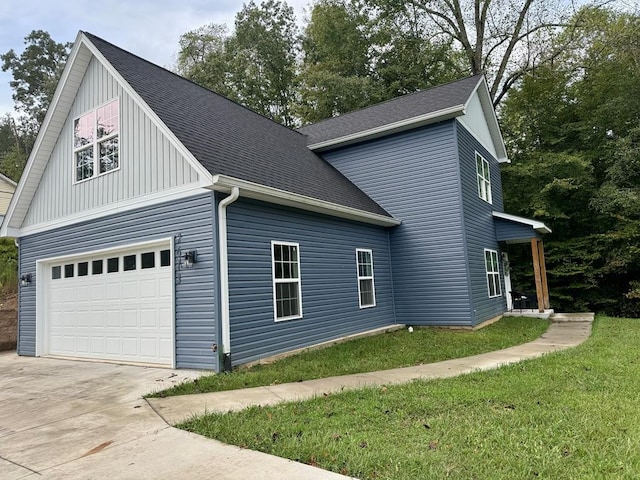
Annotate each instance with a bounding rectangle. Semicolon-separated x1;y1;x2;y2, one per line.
364;0;600;106
175;23;233;98
1;30;71;126
297;0;380;123
228;0;299;126
175;1;299;126
500;7;640;315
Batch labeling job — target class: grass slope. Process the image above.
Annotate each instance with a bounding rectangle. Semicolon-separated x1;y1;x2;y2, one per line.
180;316;640;479
155;316;548;397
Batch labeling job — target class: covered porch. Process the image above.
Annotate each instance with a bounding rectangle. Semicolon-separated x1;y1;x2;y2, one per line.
493;212;552;314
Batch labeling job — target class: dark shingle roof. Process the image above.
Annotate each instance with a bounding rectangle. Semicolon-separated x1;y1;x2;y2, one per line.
297;75;483;146
84;32;390;218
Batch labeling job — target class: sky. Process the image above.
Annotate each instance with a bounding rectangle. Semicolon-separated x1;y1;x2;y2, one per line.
0;0;311;117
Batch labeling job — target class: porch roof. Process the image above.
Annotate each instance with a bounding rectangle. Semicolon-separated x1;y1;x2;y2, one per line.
493;212;551;244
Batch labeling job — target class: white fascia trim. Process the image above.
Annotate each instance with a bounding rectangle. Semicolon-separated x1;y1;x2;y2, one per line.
493;211;552;234
211;174;400;227
14;182;212;237
1;32;88;238
307;105;465;151
464;77;509;163
80;34;214;184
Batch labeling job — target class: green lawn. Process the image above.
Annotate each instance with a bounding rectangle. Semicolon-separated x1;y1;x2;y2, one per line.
180;316;640;479
153;316;548;397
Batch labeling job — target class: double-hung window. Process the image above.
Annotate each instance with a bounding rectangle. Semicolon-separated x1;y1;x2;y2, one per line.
74;99;119;182
476;152;492;203
484;249;502;297
271;241;302;321
356;249;376;308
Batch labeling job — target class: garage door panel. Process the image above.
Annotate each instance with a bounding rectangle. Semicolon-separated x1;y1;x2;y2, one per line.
122;309;138;328
47;245;173;366
76;336;90;353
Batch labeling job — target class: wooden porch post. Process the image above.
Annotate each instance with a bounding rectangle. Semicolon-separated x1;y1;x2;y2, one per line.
538;240;550;310
531;238;545;313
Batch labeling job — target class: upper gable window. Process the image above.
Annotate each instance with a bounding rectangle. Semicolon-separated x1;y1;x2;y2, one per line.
476;152;492;204
74;99;119;182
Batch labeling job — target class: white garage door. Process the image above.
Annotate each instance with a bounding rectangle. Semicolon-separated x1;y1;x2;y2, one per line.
46;243;173;366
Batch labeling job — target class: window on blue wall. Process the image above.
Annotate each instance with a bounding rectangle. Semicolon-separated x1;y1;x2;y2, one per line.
484;249;502;297
356;249;376;308
271;241;302;321
476;152;492;204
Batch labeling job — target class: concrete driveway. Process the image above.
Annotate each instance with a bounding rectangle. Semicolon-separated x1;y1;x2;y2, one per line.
0;352;349;480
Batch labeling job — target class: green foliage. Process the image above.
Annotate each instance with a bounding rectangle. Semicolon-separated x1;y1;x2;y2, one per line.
0;238;18;293
501;7;640;316
182;317;640;479
1;30;71;126
176;23;233;98
151;316;548;397
176;1;299;126
297;0;380;123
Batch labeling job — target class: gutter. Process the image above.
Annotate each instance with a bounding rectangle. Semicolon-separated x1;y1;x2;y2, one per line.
210;174;400;227
217;186;240;372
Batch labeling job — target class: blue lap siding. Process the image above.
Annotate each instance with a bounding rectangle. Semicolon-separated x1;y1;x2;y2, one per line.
225;198;395;366
456;122;507;324
18;193;219;370
321;121;474;326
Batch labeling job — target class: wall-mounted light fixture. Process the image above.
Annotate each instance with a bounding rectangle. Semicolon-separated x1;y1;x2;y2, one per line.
20;274;32;287
183;250;198;268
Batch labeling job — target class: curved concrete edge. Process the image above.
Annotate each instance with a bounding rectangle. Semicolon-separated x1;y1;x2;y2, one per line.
147;318;593;426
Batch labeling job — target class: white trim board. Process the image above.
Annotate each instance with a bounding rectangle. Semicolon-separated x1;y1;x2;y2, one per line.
492;211;552;234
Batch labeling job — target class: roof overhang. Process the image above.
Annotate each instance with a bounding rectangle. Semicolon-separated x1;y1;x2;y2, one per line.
307;105;465;152
210;174;401;227
493;211;552;234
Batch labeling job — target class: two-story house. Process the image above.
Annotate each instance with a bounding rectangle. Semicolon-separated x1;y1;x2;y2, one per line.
1;32;550;372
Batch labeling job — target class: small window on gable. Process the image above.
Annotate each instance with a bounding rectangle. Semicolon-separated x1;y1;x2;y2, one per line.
271;241;302;321
74;99;119;182
356;249;376;308
476;152;492;204
485;249;502;298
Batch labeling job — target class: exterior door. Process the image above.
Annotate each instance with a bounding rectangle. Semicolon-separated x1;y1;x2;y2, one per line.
502;252;513;311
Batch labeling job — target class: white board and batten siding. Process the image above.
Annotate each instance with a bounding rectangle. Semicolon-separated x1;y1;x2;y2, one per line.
23;57;201;228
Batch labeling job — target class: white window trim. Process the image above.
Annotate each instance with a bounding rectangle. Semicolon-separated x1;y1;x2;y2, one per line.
73;97;121;185
271;240;303;322
476;152;492;204
356;248;376;308
484;248;502;298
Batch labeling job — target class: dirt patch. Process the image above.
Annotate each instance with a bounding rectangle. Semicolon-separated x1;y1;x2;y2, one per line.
0;292;17;351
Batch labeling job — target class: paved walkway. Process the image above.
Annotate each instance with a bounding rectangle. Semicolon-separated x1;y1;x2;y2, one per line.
148;313;594;426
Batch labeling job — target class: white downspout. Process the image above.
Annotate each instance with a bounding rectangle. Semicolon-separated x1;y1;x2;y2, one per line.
217;186;240;372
